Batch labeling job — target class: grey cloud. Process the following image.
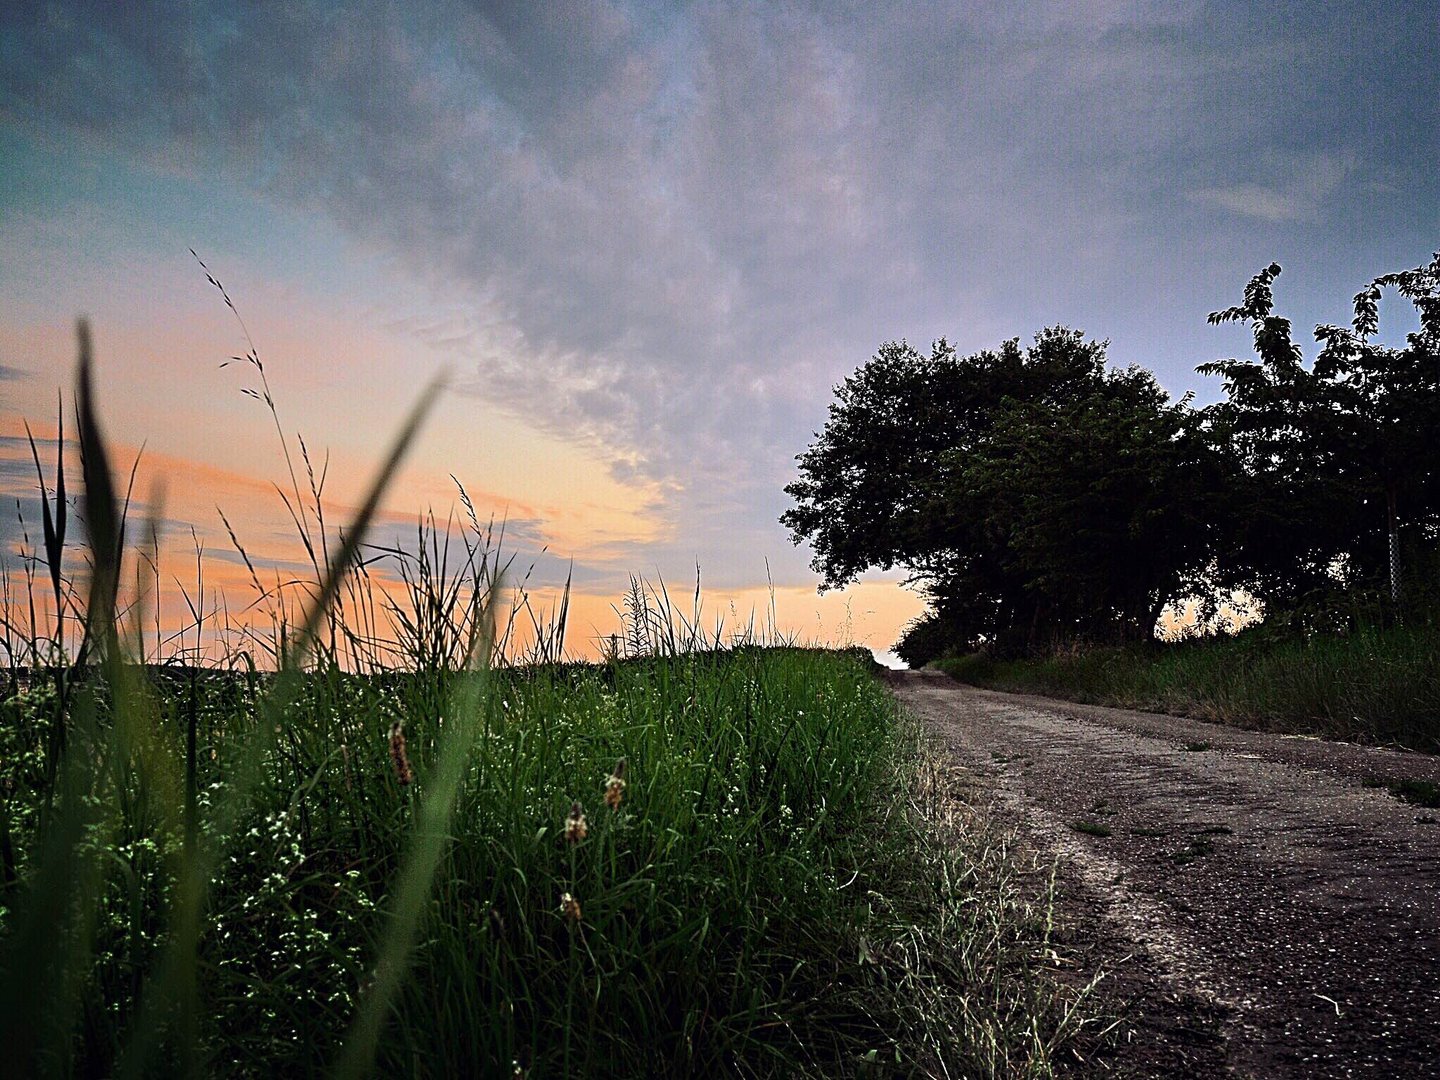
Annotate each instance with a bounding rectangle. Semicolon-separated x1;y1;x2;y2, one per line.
4;0;1437;588
1192;153;1356;222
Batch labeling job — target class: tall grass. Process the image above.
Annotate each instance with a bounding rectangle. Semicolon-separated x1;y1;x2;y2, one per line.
0;324;1096;1076
936;625;1440;751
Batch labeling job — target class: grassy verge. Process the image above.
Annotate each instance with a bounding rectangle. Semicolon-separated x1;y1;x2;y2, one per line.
0;649;1094;1077
934;625;1440;751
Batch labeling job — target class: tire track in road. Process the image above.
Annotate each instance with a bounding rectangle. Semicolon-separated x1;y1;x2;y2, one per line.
891;669;1440;1079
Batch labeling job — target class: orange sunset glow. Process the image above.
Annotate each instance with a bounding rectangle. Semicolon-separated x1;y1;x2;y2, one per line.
3;3;1434;667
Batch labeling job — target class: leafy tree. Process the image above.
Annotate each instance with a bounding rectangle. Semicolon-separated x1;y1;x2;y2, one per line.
789;252;1440;664
940;374;1227;647
784;328;1230;655
1197;263;1353;612
1200;253;1440;620
1312;253;1440;601
892;611;958;668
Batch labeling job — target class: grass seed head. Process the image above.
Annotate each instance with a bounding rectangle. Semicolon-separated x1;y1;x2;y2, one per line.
559;891;582;923
388;720;413;786
604;758;627;810
564;800;588;844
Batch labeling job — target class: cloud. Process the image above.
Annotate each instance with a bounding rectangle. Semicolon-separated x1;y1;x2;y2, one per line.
3;1;1437;587
0;363;29;382
1192;154;1356;222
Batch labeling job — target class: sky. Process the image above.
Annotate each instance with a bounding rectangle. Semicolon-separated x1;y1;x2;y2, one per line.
1;1;1437;663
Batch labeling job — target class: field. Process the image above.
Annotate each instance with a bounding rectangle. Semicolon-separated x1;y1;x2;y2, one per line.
2;645;1112;1076
0;343;1096;1077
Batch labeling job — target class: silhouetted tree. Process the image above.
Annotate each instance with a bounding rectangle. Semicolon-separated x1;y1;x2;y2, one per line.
1200;253;1440;622
1312;253;1440;602
784;328;1231;655
940;372;1226;647
790;252;1440;663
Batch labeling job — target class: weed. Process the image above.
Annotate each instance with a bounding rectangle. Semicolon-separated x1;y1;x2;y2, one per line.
1171;836;1215;864
1385;778;1440;809
1361;775;1440;808
1070;820;1113;838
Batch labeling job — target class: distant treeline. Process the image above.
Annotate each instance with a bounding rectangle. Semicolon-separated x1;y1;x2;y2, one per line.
782;253;1440;664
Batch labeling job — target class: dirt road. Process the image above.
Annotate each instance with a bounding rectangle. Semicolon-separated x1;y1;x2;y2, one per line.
890;669;1440;1079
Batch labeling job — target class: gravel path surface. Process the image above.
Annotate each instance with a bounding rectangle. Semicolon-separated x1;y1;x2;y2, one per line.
889;669;1440;1079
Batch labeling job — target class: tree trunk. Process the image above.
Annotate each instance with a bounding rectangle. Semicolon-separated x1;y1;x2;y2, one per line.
1146;594;1168;641
1386;481;1401;604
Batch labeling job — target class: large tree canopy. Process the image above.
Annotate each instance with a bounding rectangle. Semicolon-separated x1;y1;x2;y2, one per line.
782;328;1232;657
1199;253;1440;618
786;252;1440;666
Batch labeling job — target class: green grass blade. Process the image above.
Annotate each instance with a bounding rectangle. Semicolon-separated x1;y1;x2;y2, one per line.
75;320;122;655
117;373;447;1077
333;657;492;1079
23;408;65;615
0;323;140;1074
